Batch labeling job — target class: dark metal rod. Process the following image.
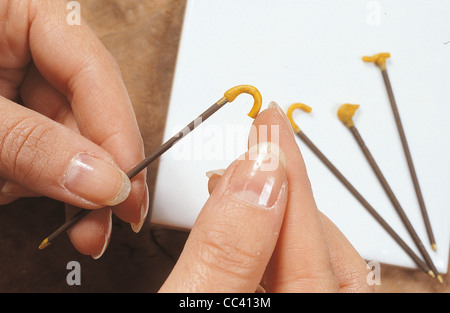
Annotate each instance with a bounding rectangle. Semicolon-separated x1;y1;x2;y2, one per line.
127;101;225;178
349;125;439;277
295;130;432;276
39;98;227;249
381;69;436;249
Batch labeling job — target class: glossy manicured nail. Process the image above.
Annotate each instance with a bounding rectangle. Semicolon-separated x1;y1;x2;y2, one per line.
64;153;131;206
268;101;294;133
230;142;286;208
131;183;149;233
206;169;225;178
91;210;113;260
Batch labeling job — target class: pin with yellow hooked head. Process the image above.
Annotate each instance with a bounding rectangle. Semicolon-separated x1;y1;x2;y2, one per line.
222;85;262;118
39;84;263;250
286;103;313;134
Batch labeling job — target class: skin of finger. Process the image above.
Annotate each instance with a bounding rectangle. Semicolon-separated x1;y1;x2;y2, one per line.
207;170;372;292
19;66;131;250
0;180;41;198
160;160;288;293
20;64;79;132
26;1;146;224
0;178;16;204
18;65;118;256
66;204;113;259
19;65;126;251
0;176;40;199
251;106;340;292
319;213;374;292
0;96;126;207
0;2;32;100
0;194;19;205
1;1;142;256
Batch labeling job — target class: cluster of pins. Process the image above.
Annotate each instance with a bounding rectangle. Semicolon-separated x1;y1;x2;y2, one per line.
286;52;442;283
38;55;442;284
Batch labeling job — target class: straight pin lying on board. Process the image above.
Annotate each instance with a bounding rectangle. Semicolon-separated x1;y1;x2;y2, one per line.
362;53;436;252
337;104;442;283
286;103;436;280
39;85;263;250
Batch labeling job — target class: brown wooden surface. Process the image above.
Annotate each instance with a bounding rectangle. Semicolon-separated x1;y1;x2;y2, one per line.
0;0;447;293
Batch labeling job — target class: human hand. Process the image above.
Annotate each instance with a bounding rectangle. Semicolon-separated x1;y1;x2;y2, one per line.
0;1;148;259
159;103;374;292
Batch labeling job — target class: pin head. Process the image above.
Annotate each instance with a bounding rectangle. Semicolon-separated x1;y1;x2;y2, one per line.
286;103;312;134
337;104;360;128
362;52;391;70
224;85;262;118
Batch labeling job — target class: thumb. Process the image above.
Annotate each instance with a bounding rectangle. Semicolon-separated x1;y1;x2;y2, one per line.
160;142;288;292
0;96;130;209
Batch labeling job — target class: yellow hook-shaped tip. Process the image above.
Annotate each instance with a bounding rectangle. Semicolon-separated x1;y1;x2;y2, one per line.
224;85;262;118
286;103;312;133
362;52;391;70
337;104;360;128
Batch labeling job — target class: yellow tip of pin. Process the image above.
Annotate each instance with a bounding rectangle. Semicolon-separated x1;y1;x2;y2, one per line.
224;85;262;118
428;270;436;278
38;238;51;250
431;243;437;252
362;52;391;70
286;103;312;134
337;104;360;128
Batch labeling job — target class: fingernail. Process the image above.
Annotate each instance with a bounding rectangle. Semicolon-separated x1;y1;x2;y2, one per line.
230;142;286;208
91;210;113;260
1;181;36;196
64;153;131;206
206;169;225;178
131;184;149;233
1;181;15;194
268;101;294;134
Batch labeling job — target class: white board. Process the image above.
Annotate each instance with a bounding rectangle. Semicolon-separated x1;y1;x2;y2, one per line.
152;0;450;273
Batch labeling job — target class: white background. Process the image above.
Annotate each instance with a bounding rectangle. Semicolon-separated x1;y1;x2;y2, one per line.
152;0;450;272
